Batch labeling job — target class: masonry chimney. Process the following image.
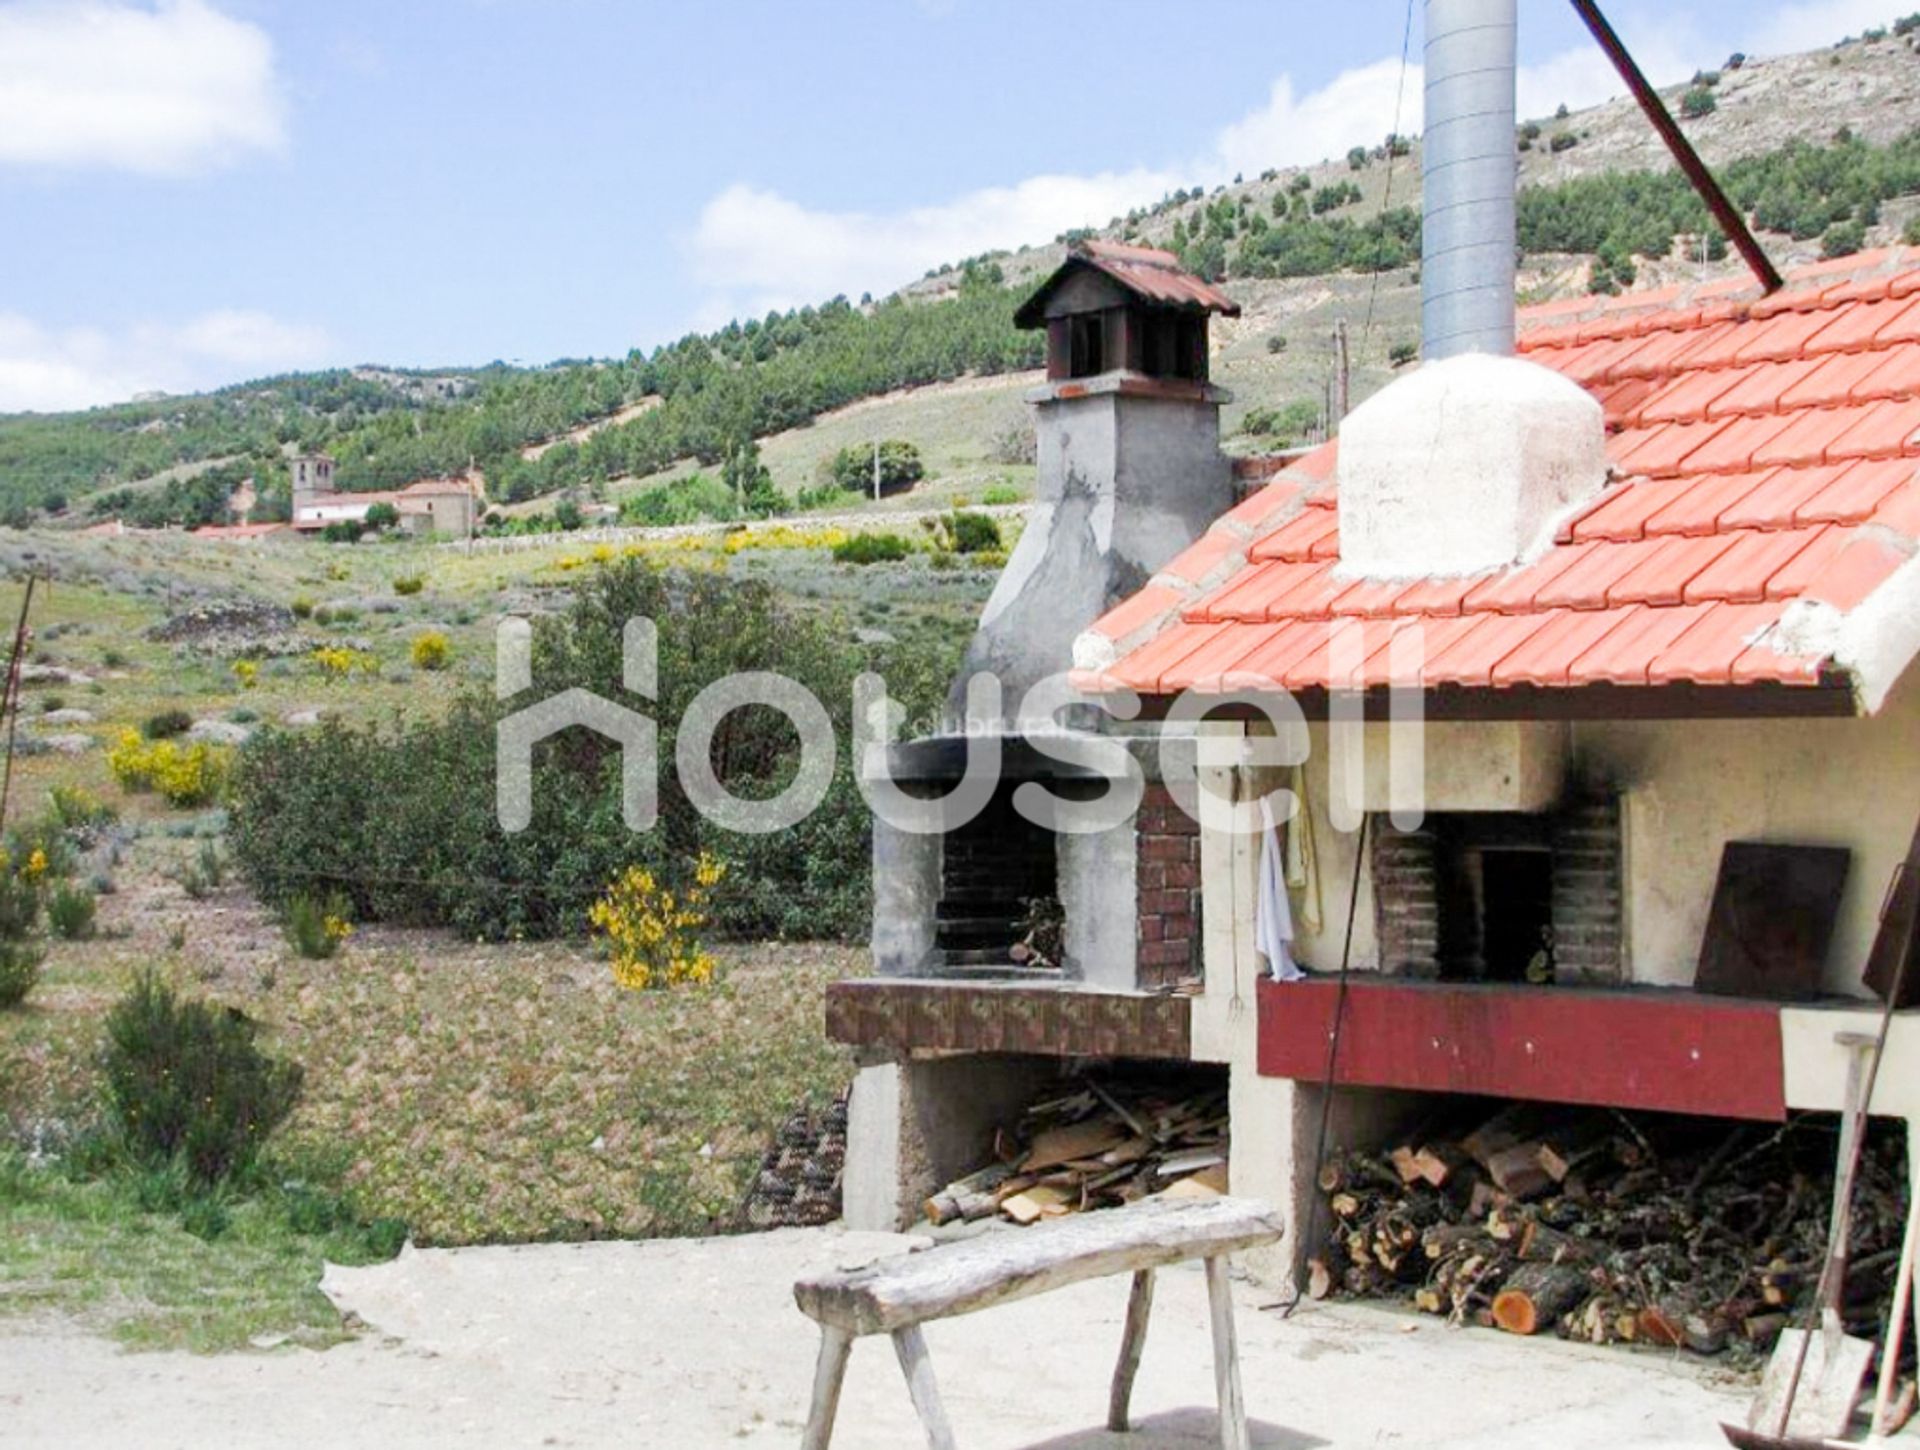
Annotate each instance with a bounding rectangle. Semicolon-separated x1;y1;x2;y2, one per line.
1338;0;1607;579
952;241;1236;723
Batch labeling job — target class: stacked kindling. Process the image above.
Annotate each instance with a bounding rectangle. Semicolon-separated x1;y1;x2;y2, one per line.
924;1080;1229;1228
1311;1104;1909;1357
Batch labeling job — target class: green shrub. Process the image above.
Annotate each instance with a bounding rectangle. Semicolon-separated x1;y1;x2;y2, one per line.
1680;87;1717;120
290;597;315;620
46;883;95;940
393;574;425;596
0;939;41;1008
1388;340;1418;367
828;440;924;495
281;892;352;959
143;708;193;740
1549;131;1578;153
980;484;1023;506
102;971;303;1186
945;511;1001;555
1822;219;1867;259
230;561;952;943
618;472;737;526
831;532;914;565
49;785;116;833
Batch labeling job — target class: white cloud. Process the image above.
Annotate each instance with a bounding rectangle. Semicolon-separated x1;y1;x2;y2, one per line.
1752;0;1906;53
1214;57;1417;179
680;22;1710;323
0;0;284;175
688;169;1177;320
0;309;330;412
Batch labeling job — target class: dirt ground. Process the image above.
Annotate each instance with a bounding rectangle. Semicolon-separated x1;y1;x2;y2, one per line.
0;1225;1766;1450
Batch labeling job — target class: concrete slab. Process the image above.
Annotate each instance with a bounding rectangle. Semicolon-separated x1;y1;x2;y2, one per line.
0;1226;1765;1449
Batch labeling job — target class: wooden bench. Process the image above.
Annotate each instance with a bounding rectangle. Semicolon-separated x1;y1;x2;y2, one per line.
791;1196;1284;1450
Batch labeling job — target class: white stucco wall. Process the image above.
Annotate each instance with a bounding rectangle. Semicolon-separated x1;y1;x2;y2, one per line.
1573;671;1920;995
1208;671;1920;998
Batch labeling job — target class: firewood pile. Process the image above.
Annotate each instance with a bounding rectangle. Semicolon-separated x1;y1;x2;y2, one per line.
923;1077;1228;1228
1312;1104;1910;1360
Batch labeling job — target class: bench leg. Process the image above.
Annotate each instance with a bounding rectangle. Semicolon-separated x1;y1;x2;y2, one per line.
1205;1256;1250;1450
891;1325;959;1450
801;1325;853;1450
1107;1268;1156;1432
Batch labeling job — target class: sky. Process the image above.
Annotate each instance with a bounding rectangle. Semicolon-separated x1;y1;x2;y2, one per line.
0;0;1903;412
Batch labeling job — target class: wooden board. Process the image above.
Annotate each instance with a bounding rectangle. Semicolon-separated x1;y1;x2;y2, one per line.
793;1197;1284;1336
1695;842;1850;1000
1256;977;1789;1121
1866;824;1920;1008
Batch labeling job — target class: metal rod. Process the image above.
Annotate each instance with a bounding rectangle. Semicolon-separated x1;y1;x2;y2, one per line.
0;574;38;831
1568;0;1783;294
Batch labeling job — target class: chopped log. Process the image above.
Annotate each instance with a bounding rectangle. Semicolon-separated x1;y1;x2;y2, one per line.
1517;1221;1591;1265
1306;1259;1333;1301
1411;1142;1469;1188
1022;1121;1130;1173
1491;1264;1589;1336
1484;1143;1553;1199
1742;1311;1787;1349
1002;1185;1074;1225
1421;1223;1486;1260
1635;1304;1684;1348
1389;1146;1425;1185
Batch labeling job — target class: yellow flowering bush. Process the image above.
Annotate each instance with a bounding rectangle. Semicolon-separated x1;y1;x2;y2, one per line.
590;543;615;565
231;659;259;689
107;729;229;807
410;631;452;671
312;645;378;680
589;853;725;990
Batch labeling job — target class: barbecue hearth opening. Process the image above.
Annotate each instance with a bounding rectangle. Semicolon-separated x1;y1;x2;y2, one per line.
1375;792;1624;985
935;787;1061;972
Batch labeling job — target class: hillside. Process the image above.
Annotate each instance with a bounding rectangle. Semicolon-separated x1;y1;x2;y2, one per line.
7;21;1920;527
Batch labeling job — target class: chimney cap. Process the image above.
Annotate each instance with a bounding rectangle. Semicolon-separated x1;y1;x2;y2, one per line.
1013;239;1241;329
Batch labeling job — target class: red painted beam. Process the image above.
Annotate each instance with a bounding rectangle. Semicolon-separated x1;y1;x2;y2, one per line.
1257;976;1786;1121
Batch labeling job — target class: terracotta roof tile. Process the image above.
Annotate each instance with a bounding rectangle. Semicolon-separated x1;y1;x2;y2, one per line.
1749;407;1856;469
1605;533;1740;606
1797;455;1917;523
1085;583;1184;646
1641;468;1776;536
1647;601;1788;685
1572;602;1718;685
1092;254;1920;703
1719;462;1854;529
1570;477;1695;542
1155;529;1245;587
1248;508;1339;563
1828;397;1920;460
1613;418;1731;478
1425;611;1554;687
1464;540;1603;612
1706;357;1829;419
1795;532;1912;611
1681;526;1830;603
1762;525;1852;599
1683;412;1804;474
1492;607;1638;687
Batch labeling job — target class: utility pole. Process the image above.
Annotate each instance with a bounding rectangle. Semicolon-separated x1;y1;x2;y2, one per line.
1333;317;1351;426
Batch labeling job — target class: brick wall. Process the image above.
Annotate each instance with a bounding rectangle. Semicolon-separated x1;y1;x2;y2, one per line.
1372;822;1442;976
1549;796;1625;983
1136;784;1202;989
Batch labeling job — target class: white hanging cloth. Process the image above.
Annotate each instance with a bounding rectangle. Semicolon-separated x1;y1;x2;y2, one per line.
1257;793;1303;982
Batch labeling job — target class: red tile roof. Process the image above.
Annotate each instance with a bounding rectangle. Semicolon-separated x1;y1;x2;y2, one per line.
1013;239;1240;328
1076;249;1920;709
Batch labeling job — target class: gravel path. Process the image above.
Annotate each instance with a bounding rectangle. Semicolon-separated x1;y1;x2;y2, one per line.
0;1225;1760;1449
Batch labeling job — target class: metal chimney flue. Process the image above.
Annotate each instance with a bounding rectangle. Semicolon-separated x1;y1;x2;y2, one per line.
1422;0;1518;360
